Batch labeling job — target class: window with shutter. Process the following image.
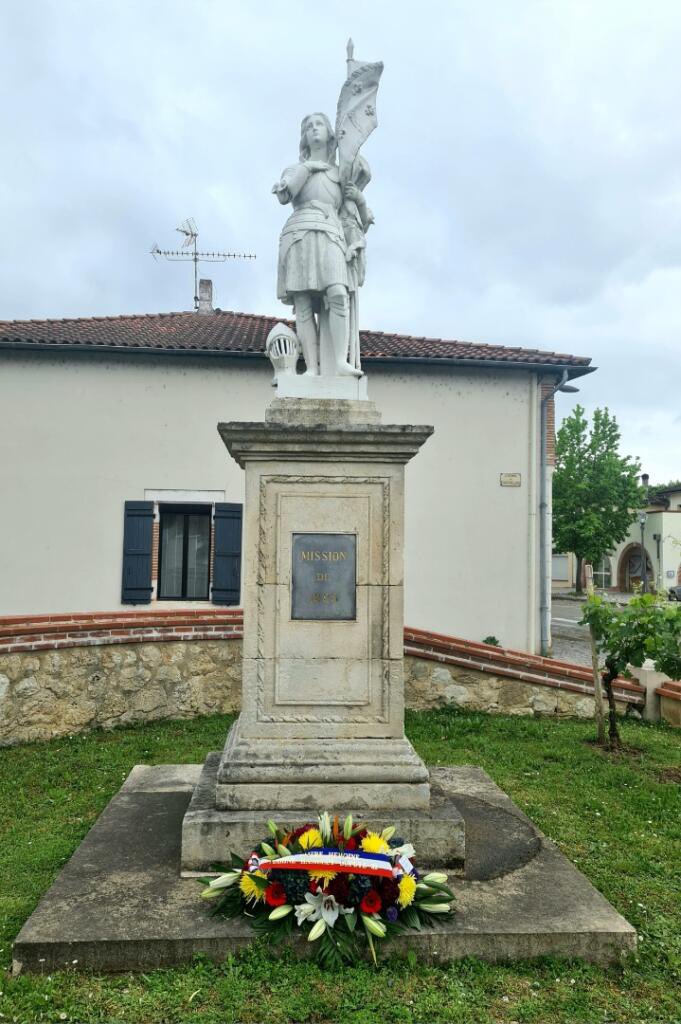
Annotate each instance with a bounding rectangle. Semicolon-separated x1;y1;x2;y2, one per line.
158;504;212;600
121;501;154;604
212;503;243;605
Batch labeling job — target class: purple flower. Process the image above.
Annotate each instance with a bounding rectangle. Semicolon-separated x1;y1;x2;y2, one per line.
386;905;399;923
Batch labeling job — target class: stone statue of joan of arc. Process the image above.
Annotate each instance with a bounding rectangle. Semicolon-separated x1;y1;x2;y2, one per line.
271;44;383;379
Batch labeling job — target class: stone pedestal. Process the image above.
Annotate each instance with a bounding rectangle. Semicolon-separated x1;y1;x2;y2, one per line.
181;397;465;867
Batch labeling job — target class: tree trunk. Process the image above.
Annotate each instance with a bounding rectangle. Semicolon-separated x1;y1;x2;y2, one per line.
575;555;584;595
585;570;606;745
601;664;622;748
589;627;606;745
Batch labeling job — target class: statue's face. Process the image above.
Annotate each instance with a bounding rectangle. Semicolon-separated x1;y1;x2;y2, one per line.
304;115;329;148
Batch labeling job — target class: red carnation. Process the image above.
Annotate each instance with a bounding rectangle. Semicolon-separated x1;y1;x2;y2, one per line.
380;878;400;905
360;889;382;914
344;836;358;851
264;882;287;907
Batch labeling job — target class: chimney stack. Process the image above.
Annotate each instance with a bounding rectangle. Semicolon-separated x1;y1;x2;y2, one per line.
198;279;214;314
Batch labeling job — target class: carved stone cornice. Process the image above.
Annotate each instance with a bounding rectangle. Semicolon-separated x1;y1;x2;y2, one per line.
217;421;434;466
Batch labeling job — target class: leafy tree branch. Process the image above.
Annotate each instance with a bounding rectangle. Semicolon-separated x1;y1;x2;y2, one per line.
553;406;644;593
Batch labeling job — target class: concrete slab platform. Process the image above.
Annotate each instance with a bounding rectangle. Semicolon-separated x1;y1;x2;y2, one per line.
12;766;636;973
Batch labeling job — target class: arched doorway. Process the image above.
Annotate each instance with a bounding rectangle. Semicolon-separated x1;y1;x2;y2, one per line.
617;543;653;592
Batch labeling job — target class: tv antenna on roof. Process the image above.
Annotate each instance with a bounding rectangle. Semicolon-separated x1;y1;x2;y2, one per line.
150;218;256;310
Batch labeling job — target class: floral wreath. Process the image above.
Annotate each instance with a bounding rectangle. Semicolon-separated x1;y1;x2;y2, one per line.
201;811;455;967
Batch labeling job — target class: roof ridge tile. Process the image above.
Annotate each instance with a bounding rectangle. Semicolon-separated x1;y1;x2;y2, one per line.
0;309;592;368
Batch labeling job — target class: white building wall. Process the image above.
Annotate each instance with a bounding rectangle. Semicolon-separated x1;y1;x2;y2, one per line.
0;351;540;650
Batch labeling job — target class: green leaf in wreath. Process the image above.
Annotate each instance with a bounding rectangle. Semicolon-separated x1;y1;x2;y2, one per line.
344;910;357;932
401;906;421;931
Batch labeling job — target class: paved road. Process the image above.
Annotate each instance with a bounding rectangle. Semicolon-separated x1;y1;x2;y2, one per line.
550;593;639;666
551;597;590;666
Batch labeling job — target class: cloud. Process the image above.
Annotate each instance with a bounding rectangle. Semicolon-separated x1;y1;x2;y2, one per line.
0;0;679;476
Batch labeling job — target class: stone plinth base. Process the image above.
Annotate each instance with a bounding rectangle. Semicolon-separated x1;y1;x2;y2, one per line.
274;374;369;401
181;752;464;870
214;720;430;811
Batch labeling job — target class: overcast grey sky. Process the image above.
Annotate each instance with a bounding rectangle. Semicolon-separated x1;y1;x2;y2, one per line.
1;0;679;480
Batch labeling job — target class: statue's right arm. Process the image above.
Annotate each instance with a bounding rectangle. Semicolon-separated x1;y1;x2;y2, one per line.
271;164;310;204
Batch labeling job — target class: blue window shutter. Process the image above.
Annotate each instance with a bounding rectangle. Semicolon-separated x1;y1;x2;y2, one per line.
121;501;154;604
212;503;242;605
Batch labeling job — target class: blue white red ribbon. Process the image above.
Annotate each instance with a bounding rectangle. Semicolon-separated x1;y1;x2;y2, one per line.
259;848;395;879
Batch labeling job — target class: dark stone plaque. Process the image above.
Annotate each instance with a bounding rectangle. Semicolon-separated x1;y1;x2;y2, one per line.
291;533;357;620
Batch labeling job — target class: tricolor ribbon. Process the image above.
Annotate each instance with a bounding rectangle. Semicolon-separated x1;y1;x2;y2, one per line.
258;848;394;879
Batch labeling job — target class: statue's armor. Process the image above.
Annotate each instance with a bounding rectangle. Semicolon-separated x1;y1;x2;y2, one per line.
277;163;349;303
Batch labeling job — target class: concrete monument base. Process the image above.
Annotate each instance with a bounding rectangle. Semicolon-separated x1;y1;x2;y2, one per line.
12;765;636;973
192;400;439;866
213;721;431;811
181;751;464;870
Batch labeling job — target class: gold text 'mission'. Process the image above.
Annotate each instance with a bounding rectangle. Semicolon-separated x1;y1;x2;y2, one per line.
299;551;347;561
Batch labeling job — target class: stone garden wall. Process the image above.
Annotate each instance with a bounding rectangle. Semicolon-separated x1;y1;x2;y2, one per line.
0;612;649;747
0;640;242;746
403;655;596;718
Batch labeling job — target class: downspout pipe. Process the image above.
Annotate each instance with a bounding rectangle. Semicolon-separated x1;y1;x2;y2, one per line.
539;369;568;656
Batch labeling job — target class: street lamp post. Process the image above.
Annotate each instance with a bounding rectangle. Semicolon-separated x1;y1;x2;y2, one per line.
653;532;662;593
638;511;648;593
639;472;649;594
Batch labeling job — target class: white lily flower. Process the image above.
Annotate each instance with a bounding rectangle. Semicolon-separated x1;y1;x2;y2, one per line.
389;843;415;860
318;811;332;844
294;901;316;926
308;919;326;942
422;871;448;886
208;871;239;889
303;889;342;928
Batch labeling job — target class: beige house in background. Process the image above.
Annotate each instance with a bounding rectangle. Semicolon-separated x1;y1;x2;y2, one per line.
0;301;592;653
553;485;681;594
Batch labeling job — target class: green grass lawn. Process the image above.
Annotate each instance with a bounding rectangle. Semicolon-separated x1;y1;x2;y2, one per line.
1;708;680;1023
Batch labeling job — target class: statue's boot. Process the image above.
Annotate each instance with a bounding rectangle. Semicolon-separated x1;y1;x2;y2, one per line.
294;297;319;375
328;287;362;378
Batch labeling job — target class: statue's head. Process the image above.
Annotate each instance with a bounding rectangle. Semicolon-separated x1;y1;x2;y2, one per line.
299;112;337;163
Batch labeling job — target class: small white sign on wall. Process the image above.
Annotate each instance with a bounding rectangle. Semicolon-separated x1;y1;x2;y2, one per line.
500;473;521;487
667;570;676;578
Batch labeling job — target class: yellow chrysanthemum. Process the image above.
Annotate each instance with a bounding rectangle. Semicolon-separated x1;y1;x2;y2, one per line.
360;831;390;855
298;827;323;850
239;869;267;903
397;874;417;908
309;869;338;886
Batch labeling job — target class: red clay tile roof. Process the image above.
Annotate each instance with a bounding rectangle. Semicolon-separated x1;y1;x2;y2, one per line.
0;309;593;374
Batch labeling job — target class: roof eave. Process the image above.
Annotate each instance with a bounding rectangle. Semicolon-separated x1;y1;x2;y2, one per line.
0;341;594;378
361;354;594;379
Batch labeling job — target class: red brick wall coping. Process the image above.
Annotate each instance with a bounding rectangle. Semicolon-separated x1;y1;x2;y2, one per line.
404;627;644;706
0;610;244;654
0;612;644;705
655;682;681;702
